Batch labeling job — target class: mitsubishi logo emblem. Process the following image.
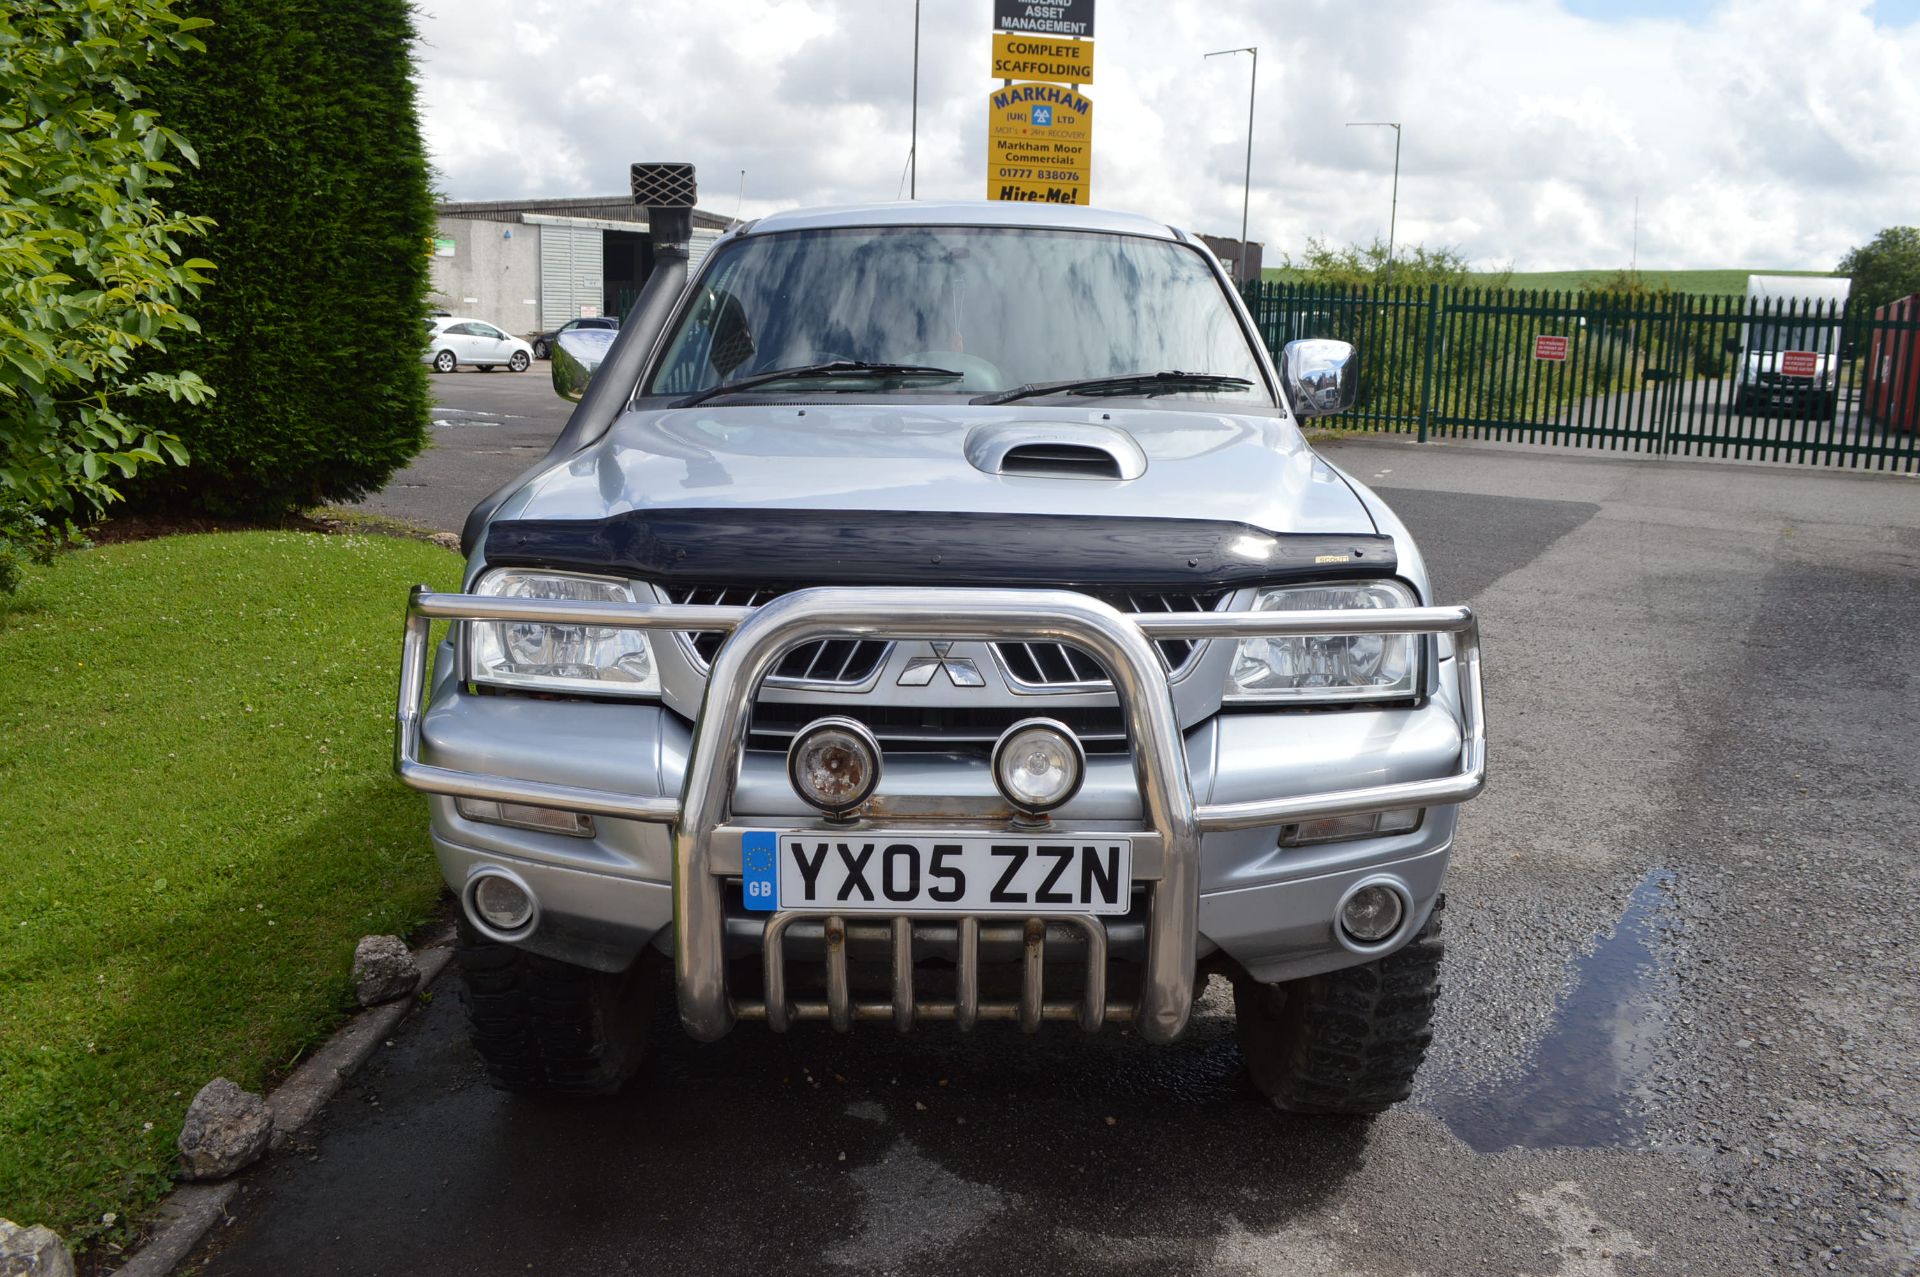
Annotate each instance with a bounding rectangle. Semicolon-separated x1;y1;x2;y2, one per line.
897;642;986;688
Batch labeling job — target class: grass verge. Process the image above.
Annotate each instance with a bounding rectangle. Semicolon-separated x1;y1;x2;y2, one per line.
0;531;459;1252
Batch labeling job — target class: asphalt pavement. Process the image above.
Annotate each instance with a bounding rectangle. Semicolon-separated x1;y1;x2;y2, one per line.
217;380;1920;1276
350;366;571;536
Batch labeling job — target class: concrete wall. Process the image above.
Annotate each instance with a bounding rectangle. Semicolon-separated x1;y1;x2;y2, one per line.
427;217;542;336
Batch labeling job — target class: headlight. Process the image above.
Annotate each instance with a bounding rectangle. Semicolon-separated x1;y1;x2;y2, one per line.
467;570;659;696
1225;580;1419;703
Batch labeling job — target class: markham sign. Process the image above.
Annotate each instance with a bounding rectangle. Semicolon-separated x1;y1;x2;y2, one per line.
986;84;1092;204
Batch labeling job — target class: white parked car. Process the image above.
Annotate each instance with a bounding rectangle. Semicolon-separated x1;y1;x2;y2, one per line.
423;317;533;373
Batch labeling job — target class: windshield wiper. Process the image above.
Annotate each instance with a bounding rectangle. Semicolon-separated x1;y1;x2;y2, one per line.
674;360;964;407
975;370;1256;405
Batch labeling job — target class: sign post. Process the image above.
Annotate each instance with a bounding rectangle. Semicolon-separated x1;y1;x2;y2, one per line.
989;0;1094;205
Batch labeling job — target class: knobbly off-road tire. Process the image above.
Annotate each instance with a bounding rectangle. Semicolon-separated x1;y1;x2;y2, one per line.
1233;897;1444;1115
455;919;655;1096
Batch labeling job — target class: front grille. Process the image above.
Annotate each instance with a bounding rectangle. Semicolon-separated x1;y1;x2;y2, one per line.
994;590;1230;689
662;586;1227;689
660;585;891;687
747;703;1129;754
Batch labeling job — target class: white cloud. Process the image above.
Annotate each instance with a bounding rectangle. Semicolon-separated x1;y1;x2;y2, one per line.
414;0;1920;270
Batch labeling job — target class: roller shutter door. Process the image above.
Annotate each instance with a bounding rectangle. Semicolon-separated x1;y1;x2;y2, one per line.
539;224;603;329
687;228;724;276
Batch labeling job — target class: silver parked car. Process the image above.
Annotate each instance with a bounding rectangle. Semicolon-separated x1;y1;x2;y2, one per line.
423;316;533;373
395;198;1486;1114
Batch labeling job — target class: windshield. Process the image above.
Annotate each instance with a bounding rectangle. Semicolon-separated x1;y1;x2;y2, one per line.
644;226;1271;404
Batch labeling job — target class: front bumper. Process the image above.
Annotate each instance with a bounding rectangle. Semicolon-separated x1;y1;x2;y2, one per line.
397;587;1485;1043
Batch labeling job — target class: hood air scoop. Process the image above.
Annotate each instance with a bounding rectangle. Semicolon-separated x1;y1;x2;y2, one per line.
965;422;1147;481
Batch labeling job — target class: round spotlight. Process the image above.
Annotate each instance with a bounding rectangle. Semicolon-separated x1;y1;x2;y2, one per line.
991;718;1086;815
787;716;882;816
469;870;536;935
1339;882;1405;944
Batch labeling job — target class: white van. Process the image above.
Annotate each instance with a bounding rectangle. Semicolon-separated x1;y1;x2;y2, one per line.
1736;275;1851;415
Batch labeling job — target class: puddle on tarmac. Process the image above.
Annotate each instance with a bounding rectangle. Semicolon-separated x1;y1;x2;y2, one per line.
1437;868;1676;1152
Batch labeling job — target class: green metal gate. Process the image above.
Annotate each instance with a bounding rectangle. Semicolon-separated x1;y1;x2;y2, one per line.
1241;281;1920;472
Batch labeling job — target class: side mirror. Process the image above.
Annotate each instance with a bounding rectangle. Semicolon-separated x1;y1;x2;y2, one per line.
1280;338;1358;418
552;328;618;402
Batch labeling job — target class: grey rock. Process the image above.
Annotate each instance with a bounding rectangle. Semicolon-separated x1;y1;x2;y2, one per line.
176;1077;273;1181
0;1219;75;1277
352;935;418;1007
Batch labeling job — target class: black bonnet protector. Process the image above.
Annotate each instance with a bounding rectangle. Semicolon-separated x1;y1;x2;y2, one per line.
485;508;1396;591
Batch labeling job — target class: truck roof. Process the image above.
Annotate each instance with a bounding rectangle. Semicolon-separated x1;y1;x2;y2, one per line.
743;200;1182;241
1747;274;1851;301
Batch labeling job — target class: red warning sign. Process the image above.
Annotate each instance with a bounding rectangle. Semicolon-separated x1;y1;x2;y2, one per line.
1533;335;1569;362
1778;350;1820;378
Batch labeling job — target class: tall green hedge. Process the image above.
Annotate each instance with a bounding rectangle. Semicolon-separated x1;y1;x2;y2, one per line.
126;0;434;518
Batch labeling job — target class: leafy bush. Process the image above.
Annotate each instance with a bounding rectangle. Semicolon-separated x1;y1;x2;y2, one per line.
1283;238;1503;290
0;0;214;589
123;0;436;519
0;498;86;598
1837;226;1920;315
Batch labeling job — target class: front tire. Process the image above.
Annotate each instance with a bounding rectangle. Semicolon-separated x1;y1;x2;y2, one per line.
454;920;655;1096
508;351;530;372
1233;898;1444;1115
433;350;456;373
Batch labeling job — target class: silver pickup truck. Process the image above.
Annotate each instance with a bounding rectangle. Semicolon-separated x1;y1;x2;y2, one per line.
395;168;1486;1115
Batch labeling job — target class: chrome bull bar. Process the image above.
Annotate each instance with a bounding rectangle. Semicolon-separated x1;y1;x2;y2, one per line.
750;912;1111;1034
395;585;1486;1045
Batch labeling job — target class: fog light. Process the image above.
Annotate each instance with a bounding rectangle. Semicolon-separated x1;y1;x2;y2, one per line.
788;717;882;816
1340;884;1404;943
457;797;594;837
471;872;535;932
991;718;1086;815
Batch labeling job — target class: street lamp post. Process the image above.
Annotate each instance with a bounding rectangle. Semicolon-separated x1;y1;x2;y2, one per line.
1345;121;1401;286
1205;46;1257;283
910;0;920;198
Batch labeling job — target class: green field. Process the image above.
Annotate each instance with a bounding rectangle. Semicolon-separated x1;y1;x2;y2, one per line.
1482;268;1836;295
0;532;458;1251
1259;266;1838;295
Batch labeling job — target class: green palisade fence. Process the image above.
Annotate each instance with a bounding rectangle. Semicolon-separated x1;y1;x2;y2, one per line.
1241;281;1920;472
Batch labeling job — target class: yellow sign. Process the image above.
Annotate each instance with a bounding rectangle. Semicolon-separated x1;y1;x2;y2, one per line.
986;85;1092;204
991;33;1094;85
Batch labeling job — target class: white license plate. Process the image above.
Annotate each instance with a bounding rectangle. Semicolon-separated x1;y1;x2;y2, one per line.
740;831;1133;916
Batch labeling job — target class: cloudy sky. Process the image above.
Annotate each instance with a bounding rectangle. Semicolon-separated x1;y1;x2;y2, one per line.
414;0;1920;272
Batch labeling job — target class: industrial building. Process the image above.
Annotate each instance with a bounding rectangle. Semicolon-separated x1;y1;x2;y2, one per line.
430;196;735;337
1196;234;1264;283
